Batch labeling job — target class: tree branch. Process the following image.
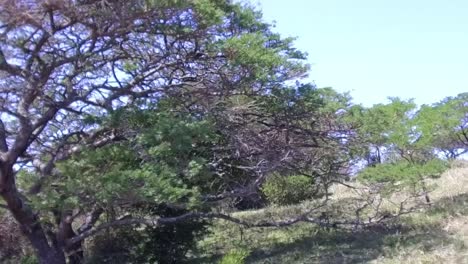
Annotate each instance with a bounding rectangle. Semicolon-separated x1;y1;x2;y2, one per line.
77;207;104;234
67;201;356;247
0;47;27;77
0;119;8;152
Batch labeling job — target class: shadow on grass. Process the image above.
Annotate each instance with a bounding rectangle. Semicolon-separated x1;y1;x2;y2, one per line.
245;226;454;264
429;192;468;217
193;224;457;264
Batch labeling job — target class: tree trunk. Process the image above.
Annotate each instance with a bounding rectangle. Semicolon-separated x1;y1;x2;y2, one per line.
0;165;66;264
38;249;67;264
57;211;84;264
419;175;431;205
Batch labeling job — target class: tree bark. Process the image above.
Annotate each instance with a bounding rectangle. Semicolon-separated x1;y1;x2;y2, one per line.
0;164;66;264
57;211;84;264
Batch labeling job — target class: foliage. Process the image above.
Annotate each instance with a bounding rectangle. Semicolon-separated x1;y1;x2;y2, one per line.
132;204;209;264
86;227;141;264
346;98;454;203
415;93;468;158
219;248;251;264
88;204;208;264
33;110;217;213
20;255;38;264
358;159;448;184
346;98;418;164
262;174;315;206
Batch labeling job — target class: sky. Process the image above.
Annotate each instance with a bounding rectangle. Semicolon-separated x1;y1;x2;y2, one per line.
256;0;468;106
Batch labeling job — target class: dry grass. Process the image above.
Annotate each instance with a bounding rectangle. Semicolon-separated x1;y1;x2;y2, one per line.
429;159;468;200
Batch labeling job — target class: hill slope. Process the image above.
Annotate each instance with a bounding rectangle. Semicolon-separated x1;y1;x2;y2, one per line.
196;160;468;264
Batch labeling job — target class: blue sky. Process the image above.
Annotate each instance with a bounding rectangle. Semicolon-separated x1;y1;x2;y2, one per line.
256;0;468;106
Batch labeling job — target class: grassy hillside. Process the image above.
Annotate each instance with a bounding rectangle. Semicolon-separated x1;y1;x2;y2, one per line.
195;160;468;264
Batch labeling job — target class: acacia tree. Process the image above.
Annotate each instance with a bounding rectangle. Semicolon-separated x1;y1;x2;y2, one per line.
416;93;468;159
0;0;346;263
345;98;419;165
349;98;448;204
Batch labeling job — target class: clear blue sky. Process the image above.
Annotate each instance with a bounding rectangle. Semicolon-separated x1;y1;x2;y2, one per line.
256;0;468;106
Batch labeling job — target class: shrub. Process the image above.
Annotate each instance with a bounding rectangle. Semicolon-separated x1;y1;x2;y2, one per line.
219;248;250;264
261;174;315;205
358;159;448;184
86;203;208;264
85;227;137;264
133;206;208;264
20;255;38;264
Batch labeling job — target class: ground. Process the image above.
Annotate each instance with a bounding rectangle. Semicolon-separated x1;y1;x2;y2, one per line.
195;160;468;264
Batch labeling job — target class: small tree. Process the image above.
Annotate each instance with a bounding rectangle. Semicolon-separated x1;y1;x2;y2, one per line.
351;98;449;204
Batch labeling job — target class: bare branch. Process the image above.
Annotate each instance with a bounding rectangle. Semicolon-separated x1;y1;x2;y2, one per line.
77;207;104;234
0;118;7;152
0;47;27;77
67;207;356;247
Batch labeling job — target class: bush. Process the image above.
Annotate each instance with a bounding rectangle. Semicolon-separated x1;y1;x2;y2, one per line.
219;248;250;264
86;227;137;264
261;174;315;205
20;255;38;264
86;203;208;264
133;206;208;264
358;159;448;184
